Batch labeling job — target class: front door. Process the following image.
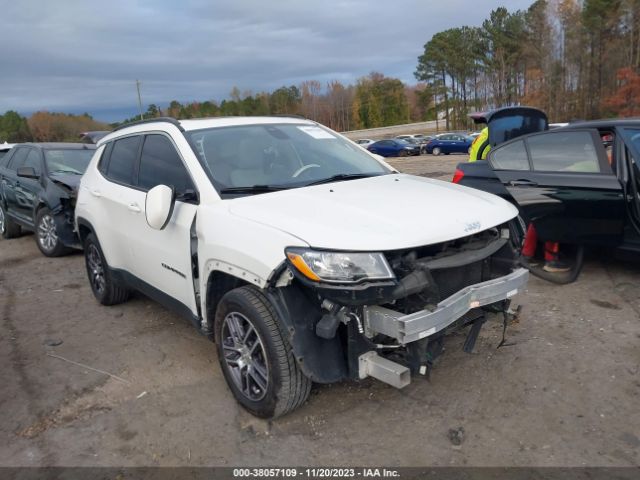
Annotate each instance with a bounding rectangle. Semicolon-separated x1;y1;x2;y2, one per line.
10;147;41;224
618;127;640;238
489;129;625;246
127;134;199;315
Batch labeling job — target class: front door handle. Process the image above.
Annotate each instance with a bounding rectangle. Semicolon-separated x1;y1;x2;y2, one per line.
508;179;538;187
90;189;102;197
128;203;141;213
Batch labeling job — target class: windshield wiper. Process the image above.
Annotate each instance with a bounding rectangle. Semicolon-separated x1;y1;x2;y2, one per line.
50;170;82;175
306;173;382;186
219;185;289;194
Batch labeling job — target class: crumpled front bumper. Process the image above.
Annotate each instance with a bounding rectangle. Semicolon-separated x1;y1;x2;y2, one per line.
363;268;529;344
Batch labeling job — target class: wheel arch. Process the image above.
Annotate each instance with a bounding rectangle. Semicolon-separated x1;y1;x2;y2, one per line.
205;270;252;332
76;216;96;244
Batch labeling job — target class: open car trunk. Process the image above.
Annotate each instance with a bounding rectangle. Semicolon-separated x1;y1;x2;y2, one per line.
470;107;549;148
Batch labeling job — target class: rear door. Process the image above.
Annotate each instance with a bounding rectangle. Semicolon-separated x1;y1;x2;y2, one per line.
93;135;143;269
489;129;625;246
450;135;468;153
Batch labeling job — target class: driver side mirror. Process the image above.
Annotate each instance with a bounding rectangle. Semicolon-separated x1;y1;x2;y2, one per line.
17;166;39;179
145;184;175;230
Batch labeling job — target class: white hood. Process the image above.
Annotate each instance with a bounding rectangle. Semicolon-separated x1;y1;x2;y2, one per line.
228;174;518;251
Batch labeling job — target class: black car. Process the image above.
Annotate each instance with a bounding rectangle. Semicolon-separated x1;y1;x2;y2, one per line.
0;143;96;256
454;118;640;282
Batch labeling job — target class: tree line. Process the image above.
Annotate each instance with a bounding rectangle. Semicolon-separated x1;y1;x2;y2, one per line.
0;111;109;143
3;0;640;143
415;0;640;129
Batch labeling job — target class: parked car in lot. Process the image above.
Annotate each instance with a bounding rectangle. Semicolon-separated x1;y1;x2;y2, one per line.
454;118;640;282
355;138;374;148
0;143;95;256
75;116;527;418
79;131;110;144
367;138;420;157
425;134;473;155
395;134;424;141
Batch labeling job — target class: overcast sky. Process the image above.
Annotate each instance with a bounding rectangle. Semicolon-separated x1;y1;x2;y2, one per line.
1;0;534;122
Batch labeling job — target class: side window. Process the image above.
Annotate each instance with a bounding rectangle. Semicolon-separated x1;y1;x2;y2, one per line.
0;150;10;167
490;139;529;171
137;134;194;194
23;149;41;175
528;131;601;173
106;136;140;185
7;147;28;171
98;142;113;175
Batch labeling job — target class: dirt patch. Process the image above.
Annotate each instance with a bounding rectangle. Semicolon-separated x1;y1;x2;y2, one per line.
590;299;622;310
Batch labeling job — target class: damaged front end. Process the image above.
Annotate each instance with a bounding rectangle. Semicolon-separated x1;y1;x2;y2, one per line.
46;179;81;249
268;219;528;388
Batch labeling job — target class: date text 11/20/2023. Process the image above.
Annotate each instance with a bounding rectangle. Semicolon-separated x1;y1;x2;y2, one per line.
232;468;400;478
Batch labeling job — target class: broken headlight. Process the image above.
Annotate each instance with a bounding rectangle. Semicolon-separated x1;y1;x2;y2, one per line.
285;248;395;284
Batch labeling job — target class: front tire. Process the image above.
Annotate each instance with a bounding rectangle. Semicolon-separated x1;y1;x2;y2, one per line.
0;203;21;239
35;208;71;257
83;233;130;305
215;286;311;419
432;147;442;156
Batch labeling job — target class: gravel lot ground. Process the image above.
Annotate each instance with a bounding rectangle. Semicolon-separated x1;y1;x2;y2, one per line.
1;153;639;467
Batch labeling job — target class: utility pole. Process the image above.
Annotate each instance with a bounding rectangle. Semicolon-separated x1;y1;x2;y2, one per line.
135;80;144;120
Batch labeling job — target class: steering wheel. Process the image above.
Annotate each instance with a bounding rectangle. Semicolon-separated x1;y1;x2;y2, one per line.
292;164;321;178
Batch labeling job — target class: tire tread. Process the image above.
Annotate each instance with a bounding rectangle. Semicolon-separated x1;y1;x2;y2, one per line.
220;286;311;418
84;233;130;306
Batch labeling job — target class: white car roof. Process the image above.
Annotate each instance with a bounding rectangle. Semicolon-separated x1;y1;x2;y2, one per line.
98;116;317;146
180;116;314;131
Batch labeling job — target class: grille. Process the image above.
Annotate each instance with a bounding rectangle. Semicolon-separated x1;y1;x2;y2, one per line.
431;260;484;300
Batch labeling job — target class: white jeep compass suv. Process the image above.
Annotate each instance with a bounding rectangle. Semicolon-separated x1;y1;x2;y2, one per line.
76;116;528;418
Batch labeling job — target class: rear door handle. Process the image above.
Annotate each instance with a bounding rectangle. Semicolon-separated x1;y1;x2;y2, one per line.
128;203;141;213
508;180;538;187
90;189;102;197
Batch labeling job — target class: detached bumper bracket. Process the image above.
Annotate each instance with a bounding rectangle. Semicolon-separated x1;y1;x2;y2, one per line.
363;268;529;344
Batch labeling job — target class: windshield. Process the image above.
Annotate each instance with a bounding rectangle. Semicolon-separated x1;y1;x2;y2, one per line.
187;123;390;193
45;149;94;174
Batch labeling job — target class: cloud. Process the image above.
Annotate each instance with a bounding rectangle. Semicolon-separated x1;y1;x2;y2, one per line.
0;0;534;122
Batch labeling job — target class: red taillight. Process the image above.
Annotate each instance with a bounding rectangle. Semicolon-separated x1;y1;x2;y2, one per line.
452;168;464;184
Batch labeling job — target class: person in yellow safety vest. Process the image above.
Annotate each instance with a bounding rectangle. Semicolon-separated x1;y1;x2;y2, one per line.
468;127;490;162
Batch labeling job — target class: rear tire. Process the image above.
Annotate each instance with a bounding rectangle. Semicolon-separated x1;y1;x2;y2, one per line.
83;233;130;305
215;286;311;419
0;203;21;239
35;208;72;257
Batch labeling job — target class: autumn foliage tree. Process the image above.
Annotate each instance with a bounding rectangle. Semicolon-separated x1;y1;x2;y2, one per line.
602;67;640;117
28;112;109;142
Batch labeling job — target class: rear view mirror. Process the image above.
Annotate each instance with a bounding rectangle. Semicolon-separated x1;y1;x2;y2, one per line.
145;184;175;230
17;166;39;179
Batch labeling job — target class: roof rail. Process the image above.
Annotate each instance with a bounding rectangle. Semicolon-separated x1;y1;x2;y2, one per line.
113;116;184;132
270;114;307;120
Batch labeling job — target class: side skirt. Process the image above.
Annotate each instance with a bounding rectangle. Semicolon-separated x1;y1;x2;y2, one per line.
110;268;205;336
